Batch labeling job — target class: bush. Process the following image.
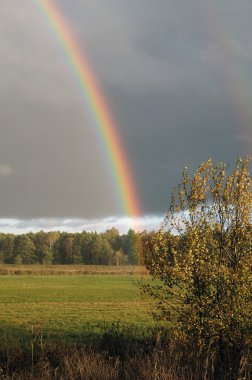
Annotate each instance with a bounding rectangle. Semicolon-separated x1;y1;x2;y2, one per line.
143;157;252;379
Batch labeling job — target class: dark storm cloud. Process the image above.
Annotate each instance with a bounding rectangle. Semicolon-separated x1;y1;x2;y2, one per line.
0;0;252;223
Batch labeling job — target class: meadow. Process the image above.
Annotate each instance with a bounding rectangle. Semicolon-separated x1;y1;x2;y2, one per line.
1;265;249;379
0;266;154;345
0;266;173;379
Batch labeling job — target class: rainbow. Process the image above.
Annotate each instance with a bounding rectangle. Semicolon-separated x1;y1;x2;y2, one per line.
36;0;140;220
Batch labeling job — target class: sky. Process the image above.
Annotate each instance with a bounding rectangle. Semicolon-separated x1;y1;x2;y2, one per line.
0;0;252;233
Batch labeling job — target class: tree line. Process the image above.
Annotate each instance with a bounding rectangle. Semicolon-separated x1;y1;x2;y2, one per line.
0;228;155;265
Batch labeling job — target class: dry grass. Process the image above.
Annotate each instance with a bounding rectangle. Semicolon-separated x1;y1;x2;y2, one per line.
0;264;148;276
1;339;251;380
4;350;120;380
0;324;251;380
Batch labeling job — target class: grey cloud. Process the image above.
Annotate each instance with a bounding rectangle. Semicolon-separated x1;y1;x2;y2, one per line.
0;1;79;106
0;0;251;223
71;0;252;92
0;164;12;177
60;0;206;90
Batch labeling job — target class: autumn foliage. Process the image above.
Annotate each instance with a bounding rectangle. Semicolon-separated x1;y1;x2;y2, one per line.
144;157;252;379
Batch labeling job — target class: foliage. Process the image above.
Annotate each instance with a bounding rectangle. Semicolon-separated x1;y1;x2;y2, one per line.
122;229;139;265
13;235;36;264
0;228;150;266
144;157;252;378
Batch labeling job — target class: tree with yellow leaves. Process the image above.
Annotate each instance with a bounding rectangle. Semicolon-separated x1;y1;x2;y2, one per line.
144;157;252;379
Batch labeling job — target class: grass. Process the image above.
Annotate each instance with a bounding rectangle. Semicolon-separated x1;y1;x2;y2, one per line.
0;264;148;276
0;267;165;378
0;269;155;344
0;266;251;379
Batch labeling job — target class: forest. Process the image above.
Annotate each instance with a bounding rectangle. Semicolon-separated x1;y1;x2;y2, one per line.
0;228;154;266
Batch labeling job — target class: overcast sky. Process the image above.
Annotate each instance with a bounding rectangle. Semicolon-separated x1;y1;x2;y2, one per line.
0;0;252;232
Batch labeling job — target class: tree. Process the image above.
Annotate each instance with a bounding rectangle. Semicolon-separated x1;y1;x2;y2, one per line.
33;231;53;264
72;234;83;264
13;235;36;264
137;231;151;265
0;234;15;263
47;231;60;256
123;229;138;265
113;249;128;266
103;228;120;251
54;233;75;264
144;157;252;379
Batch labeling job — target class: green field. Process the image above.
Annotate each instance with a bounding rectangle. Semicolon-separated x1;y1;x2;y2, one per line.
0;271;155;343
1;267;248;379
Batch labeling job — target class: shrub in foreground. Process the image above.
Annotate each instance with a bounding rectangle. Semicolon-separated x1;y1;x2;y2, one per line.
144;157;252;379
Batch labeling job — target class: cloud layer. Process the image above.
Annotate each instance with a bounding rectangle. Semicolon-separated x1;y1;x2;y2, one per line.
0;216;163;234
